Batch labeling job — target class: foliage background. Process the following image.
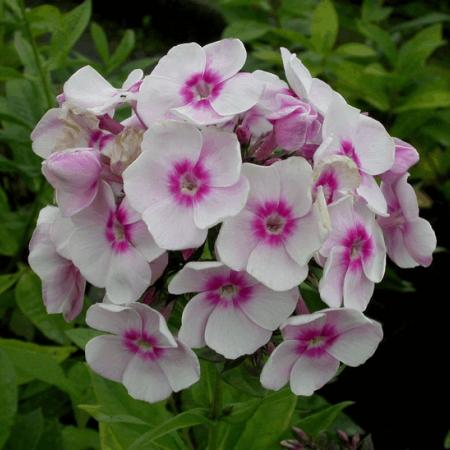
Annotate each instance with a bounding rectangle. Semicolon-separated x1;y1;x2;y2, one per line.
0;0;449;449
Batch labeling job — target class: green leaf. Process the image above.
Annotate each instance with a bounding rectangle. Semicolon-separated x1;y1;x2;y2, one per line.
65;327;103;349
361;0;392;23
311;0;338;53
0;66;22;81
356;21;396;65
6;409;44;450
396;24;445;74
395;89;450;113
107;30;135;73
223;20;272;43
296;401;354;436
0;349;18;448
0;338;75;393
49;0;92;68
90;22;109;63
62;426;100;450
444;430;450;449
78;404;150;426
233;389;297;449
129;409;210;450
15;271;72;344
0;111;32;128
336;43;377;58
14;32;39;76
0;270;21;296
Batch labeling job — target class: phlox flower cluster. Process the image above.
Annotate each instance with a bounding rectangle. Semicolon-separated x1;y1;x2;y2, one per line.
29;39;436;403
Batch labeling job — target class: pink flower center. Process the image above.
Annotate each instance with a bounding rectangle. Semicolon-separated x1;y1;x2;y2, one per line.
105;206;132;253
314;170;338;204
123;329;164;360
181;70;222;105
204;271;253;307
252;200;297;246
296;323;337;357
341;223;373;269
168;159;211;206
339;140;361;169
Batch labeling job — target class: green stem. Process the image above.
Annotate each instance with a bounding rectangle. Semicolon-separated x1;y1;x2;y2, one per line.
208;372;222;450
18;0;54;109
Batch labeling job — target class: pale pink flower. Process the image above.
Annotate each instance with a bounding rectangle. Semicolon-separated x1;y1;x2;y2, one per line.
319;197;386;311
312;155;360;205
314;94;395;215
42;148;102;217
381;138;419;183
28;206;85;321
280;48;334;115
63;66;143;115
216;157;329;291
260;308;382;396
31;107;105;159
85;303;200;403
123;121;249;250
169;261;298;359
378;173;436;268
67;182;164;303
136;39;263;126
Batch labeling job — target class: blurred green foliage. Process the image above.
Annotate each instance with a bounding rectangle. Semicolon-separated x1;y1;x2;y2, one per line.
0;0;448;449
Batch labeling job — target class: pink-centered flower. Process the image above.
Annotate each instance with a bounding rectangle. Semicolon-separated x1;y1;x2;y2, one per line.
28;206;85;321
281;48;334;115
378;173;436;268
169;261;298;359
260;308;383;396
314;94;395;215
64;66;143;115
67;182;164;303
42;148;102;217
136;39;263;126
123;121;249;250
319;197;386;311
216;157;330;291
85;303;200;403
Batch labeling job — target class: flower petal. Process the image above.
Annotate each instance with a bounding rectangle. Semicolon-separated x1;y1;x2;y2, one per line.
211;73;263;116
404;218;436;267
123;356;172;403
85;335;133;382
260;340;300;391
204;39;246;81
319;246;347;307
205;305;271;359
357;173;388;216
247;243;308;291
289;353;339;396
343;265;374;311
86;303;142;334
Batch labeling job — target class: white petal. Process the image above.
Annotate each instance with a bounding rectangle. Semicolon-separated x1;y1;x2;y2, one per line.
86;303;142;334
204;39;246;80
193;177;249;229
123;356;172;403
205;306;271;359
289;353;339;396
260;340;300;391
242;163;280;207
179;293;217;348
105;249;151;304
169;262;226;294
247;243;309;291
142;198;207;250
357;173;388;216
85;335;133;382
216;210;259;271
211;73;263;116
343;266;374;311
404;218;436;267
239;285;298;330
319;246;347;307
157;341;200;392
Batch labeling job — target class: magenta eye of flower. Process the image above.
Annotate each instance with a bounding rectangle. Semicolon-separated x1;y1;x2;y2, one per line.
123;330;163;361
106;209;131;253
339;140;361;168
314;170;338;204
308;335;325;348
112;220;126;241
136;337;154;350
265;213;286;235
